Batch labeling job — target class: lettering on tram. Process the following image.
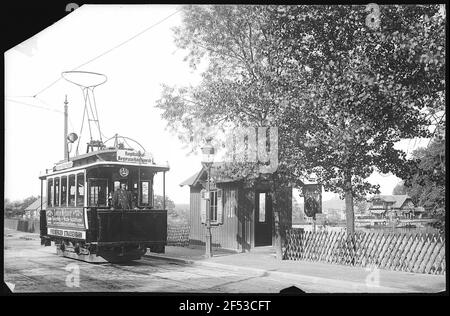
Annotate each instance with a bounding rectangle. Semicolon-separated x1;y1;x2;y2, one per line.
38;71;169;263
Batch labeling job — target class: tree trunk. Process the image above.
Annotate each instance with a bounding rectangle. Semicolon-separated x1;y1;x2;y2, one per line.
271;174;283;260
273;207;282;260
344;171;355;235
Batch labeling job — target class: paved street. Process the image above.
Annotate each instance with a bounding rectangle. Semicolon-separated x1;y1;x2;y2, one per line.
3;229;315;293
4;229;445;293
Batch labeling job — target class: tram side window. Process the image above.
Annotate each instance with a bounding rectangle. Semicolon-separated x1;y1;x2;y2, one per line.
54;177;60;207
68;175;76;206
61;176;67;206
89;179;108;206
47;179;54;207
140;180;152;207
77;173;85;207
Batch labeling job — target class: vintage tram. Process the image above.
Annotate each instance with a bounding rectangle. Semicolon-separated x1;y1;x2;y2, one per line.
39;71;169;263
39;144;169;262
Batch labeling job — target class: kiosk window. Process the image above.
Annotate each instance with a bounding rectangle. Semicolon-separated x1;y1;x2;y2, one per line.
68;175;76;206
54;178;60;207
89;179;108;206
258;193;266;222
77;173;85;207
47;179;53;207
61;176;67;206
210;191;218;222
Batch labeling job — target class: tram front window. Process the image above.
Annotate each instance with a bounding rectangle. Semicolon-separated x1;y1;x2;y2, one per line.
89;179;107;206
54;178;60;207
68;175;76;206
77;173;85;207
61;176;67;206
47;179;53;207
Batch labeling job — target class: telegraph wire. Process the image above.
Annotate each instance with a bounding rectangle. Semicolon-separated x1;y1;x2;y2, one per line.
8;7;182;99
36;95;77;131
33;77;63;98
6;98;63;114
7;96;77;132
72;8;182;71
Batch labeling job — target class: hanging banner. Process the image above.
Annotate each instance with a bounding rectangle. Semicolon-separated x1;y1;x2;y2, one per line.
302;184;322;219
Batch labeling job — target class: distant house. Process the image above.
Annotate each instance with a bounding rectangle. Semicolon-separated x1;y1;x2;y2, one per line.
180;164;293;252
368;195;422;219
24;198;46;219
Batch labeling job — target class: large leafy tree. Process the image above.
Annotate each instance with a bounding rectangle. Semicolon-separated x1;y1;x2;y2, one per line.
157;5;292;258
156;5;445;242
266;4;444;233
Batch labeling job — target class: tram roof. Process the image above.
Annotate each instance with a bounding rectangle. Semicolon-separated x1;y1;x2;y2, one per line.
39;148;169;179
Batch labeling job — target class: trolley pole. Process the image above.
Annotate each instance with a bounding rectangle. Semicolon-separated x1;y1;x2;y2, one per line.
64;95;69;161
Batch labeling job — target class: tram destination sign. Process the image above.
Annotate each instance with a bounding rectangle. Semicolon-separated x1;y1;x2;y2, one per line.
117;150;153;164
46;208;85;229
47;228;86;239
54;160;74;171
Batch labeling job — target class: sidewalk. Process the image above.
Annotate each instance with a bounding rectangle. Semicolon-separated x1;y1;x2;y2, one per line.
145;245;446;293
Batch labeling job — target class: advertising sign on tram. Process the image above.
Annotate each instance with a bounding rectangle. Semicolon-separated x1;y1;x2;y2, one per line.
46;208;85;229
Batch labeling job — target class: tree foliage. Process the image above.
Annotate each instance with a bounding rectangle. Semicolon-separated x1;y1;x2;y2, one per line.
265;5;444;232
391;137;445;219
405;138;445;213
154;194;176;212
156;5;445;234
157;5;282;150
4;196;40;217
392;181;409;195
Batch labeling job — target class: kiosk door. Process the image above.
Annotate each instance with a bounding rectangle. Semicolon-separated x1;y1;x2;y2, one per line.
255;192;273;246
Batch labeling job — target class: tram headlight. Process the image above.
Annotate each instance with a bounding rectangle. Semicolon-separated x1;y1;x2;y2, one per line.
67;133;78;143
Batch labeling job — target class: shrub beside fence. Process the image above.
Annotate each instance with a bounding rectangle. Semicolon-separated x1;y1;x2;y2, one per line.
167;224;190;247
283;228;445;275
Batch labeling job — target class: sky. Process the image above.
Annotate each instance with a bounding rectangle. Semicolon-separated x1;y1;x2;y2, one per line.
4;5;431;204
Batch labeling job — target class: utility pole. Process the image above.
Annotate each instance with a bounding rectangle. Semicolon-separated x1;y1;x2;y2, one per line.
201;137;215;259
64;95;69;161
205;165;212;258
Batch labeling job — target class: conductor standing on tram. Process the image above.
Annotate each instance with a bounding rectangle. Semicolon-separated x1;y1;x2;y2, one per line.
112;183;132;210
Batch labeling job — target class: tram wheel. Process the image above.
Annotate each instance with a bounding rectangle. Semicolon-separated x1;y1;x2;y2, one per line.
150;244;165;253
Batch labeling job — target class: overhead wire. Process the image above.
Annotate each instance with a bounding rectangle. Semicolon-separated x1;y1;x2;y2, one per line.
9;7;182;100
72;8;182;71
6;7;183;154
35;95;77;131
6;97;63;113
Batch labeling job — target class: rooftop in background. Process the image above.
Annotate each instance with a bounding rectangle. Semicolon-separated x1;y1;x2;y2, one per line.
24;198;47;211
369;195;412;209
